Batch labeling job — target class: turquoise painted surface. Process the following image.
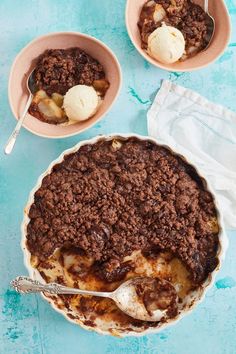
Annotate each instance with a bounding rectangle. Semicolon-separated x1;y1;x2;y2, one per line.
0;0;236;353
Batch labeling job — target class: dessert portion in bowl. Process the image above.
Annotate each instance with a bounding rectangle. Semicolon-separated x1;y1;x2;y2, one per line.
23;136;222;336
29;48;110;125
138;0;211;63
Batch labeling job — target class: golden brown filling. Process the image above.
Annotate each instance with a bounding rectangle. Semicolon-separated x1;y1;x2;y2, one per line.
31;247;197;332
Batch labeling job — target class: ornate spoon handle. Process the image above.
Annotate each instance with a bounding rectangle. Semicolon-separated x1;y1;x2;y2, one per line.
11;276;111;297
4;94;33;155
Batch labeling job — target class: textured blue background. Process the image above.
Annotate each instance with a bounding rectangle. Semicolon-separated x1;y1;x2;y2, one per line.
0;1;236;353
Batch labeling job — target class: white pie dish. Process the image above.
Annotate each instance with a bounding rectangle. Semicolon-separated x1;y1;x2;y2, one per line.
21;133;228;337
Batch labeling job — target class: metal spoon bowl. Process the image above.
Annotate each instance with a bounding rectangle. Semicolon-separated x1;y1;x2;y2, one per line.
11;276;178;322
204;0;215;49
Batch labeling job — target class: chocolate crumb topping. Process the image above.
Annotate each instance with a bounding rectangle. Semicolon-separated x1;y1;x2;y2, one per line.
93;259;134;283
32;48;106;96
26;137;219;283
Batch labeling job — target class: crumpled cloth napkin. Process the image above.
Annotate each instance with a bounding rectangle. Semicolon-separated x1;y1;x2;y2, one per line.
147;80;236;229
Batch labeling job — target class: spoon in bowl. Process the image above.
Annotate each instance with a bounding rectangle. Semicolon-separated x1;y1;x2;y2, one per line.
4;69;37;155
204;0;215;49
11;276;178;322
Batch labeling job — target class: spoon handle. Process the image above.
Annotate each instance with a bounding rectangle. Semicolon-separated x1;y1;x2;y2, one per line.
11;276;112;298
204;0;208;12
4;94;33;155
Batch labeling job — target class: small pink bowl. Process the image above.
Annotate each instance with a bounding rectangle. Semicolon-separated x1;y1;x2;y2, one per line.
126;0;231;72
8;32;122;138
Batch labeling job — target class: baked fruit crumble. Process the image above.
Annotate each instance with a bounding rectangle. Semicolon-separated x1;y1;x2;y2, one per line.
28;48;109;125
26;137;220;334
138;0;211;61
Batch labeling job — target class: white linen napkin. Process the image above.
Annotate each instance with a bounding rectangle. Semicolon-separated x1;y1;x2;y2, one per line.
147;80;236;229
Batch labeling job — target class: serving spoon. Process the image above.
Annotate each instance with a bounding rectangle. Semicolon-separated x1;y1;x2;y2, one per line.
204;0;215;49
4;69;37;155
11;276;178;322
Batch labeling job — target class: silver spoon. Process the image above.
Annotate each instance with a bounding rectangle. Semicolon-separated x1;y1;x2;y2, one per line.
11;276;178;322
204;0;215;49
4;69;37;155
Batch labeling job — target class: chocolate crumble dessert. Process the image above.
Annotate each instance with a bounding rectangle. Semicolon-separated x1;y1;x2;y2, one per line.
138;0;211;60
26;137;220;334
28;48;109;124
135;278;178;318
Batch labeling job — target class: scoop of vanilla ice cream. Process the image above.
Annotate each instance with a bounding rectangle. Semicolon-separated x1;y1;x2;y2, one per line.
64;85;99;122
148;23;185;64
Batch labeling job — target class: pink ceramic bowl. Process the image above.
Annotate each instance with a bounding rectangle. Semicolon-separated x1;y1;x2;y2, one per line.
126;0;231;72
8;32;122;138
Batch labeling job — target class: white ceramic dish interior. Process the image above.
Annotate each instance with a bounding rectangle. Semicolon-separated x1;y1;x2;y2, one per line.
21;134;228;337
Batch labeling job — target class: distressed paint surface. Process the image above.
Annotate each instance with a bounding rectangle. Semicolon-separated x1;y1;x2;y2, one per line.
0;0;236;353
